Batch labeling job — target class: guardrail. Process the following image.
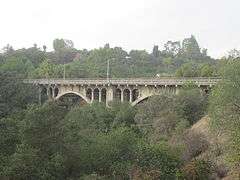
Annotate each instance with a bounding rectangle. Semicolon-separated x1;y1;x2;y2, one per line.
23;77;221;86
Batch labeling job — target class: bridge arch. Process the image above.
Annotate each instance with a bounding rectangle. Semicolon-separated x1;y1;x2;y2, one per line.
55;91;90;103
132;95;150;106
131;93;162;106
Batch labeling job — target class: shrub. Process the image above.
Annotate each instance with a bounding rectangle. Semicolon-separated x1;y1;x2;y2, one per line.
135;141;181;179
182;130;209;161
215;164;228;178
174;87;207;125
180;159;213;180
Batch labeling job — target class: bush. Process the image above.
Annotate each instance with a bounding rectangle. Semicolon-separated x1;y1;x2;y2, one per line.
182;130;209;161
175;87;207;125
215;164;228;178
135;141;181;179
180;159;213;180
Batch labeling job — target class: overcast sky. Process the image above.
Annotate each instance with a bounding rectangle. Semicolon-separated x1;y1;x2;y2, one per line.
1;0;239;58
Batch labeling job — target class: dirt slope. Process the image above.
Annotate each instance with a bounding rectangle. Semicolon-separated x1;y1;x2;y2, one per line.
190;116;239;180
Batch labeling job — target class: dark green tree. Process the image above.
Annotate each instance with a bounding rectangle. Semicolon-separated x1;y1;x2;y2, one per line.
209;60;240;164
175;85;207;125
182;35;201;59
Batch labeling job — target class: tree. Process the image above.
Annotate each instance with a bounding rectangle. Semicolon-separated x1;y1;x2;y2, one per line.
53;39;77;64
176;63;199;77
2;103;68;180
152;45;159;58
182;35;201;59
53;39;74;52
64;60;88;78
7;46;46;68
135;95;186;142
5;144;45;180
2;44;14;54
43;45;47;52
201;48;208;56
21;103;68;154
111;102;136;128
64;103;114;134
209;60;240;164
61;104;137;178
163;57;174;70
200;64;214;77
174;85;207;125
0;71;38;119
0;56;34;76
0;117;20;176
227;49;240;59
89;127;138;178
163;41;181;57
180;159;213;180
104;43;110;49
32;59;62;78
135;141;181;179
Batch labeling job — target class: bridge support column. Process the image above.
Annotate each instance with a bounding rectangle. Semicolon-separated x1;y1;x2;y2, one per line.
38;87;42;105
129;89;133;103
99;90;102;102
52;87;55;98
91;90;94;103
121;89;124;102
46;86;52;100
106;88;113;106
176;87;180;95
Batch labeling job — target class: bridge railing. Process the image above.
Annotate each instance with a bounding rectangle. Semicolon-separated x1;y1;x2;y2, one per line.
23;77;221;86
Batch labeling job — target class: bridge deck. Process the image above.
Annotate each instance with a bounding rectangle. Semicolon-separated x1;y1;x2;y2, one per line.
24;77;221;86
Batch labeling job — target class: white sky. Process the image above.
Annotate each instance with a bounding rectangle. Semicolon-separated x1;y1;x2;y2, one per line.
0;0;239;58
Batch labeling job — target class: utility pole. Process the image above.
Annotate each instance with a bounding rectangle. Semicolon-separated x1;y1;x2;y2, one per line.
107;59;110;83
106;56;130;83
63;63;66;80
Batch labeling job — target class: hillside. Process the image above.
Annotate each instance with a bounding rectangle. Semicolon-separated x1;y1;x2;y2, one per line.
190;116;239;179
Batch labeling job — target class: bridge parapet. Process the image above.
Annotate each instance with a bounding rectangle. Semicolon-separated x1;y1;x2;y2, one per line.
24;77;221;86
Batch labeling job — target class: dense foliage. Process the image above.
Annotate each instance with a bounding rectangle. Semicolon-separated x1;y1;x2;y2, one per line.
209;59;240;165
0;102;182;179
0;35;217;80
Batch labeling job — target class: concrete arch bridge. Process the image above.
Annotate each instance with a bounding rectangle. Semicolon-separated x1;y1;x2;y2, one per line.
24;77;220;106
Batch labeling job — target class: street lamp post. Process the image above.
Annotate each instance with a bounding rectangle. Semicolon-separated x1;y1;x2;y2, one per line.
107;59;110;83
106;56;130;83
63;63;66;80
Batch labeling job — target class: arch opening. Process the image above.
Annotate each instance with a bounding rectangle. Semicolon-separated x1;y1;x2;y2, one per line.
48;87;53;98
57;93;87;109
40;86;48;104
54;87;59;97
114;88;122;102
93;88;99;101
86;88;92;100
132;89;139;102
101;88;107;103
169;86;176;94
123;89;130;102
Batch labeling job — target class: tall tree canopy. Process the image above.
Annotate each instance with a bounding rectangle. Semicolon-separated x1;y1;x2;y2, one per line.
209;60;240;164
